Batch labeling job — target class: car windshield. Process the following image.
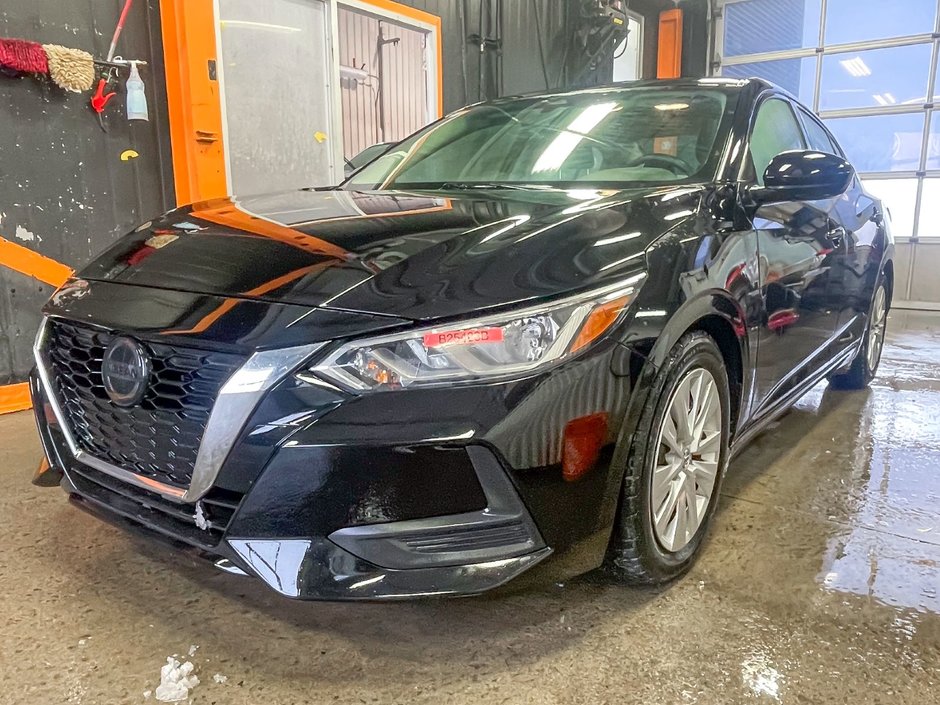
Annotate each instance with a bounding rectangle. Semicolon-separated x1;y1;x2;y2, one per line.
345;88;732;190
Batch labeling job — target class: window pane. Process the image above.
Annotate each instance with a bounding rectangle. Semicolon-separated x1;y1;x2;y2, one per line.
863;178;918;239
799;109;838;153
750;99;806;184
723;0;821;57
918;179;940;238
819;44;933;111
825;113;925;172
722;57;817;105
218;0;334;194
925;112;940;171
612;17;642;82
825;0;937;45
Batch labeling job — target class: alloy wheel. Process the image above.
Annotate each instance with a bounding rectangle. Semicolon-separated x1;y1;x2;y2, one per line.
650;367;722;553
867;285;887;372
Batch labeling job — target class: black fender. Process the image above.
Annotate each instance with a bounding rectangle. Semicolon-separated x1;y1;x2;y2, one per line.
645;290;749;373
589;287;750;563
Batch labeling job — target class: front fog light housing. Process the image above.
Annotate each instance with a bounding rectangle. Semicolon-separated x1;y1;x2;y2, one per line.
305;274;645;392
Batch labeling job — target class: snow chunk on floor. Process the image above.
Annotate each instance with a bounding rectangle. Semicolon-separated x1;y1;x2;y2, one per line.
14;224;36;242
187;644;199;657
155;657;199;702
213;674;228;684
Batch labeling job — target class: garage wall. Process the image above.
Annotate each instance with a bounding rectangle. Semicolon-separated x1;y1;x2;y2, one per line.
0;0;174;390
398;0;576;108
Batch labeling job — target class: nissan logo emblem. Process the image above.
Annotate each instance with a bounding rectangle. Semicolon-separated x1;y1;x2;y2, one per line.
102;337;151;407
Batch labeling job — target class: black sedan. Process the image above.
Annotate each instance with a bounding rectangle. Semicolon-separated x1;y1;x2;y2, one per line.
31;78;893;599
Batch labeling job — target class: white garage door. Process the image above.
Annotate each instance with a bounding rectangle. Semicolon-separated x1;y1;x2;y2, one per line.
713;0;940;305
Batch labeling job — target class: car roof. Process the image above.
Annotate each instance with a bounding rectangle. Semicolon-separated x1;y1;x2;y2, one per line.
490;76;782;104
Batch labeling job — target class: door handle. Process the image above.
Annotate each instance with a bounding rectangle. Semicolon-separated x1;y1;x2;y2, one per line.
827;226;846;248
195;130;220;143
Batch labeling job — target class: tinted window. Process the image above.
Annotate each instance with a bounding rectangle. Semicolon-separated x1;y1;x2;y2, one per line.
749;98;806;185
799;110;839;154
346;89;732;189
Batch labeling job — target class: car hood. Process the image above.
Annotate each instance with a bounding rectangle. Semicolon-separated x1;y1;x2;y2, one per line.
77;186;703;321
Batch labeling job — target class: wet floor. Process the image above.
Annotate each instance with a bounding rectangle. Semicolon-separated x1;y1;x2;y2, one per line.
2;311;940;704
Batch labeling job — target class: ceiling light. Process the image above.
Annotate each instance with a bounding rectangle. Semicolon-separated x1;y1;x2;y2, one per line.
220;20;302;32
839;57;871;78
654;103;689;111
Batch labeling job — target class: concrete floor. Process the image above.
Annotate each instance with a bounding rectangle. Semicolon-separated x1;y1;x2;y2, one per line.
2;312;940;704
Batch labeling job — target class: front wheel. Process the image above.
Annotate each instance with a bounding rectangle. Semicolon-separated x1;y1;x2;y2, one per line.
829;278;889;390
606;331;731;584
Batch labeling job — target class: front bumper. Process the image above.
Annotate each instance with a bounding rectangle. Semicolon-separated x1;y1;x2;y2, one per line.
32;371;552;600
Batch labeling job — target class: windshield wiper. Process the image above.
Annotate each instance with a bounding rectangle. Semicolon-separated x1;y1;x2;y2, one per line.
436;182;555;191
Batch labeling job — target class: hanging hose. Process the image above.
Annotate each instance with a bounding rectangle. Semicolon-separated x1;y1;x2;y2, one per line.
532;0;550;90
457;0;469;106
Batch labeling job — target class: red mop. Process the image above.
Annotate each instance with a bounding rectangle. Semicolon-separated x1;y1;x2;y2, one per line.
0;38;48;74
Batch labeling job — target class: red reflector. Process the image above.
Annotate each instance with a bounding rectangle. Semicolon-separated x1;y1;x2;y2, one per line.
562;413;608;482
768;308;800;332
423;327;504;347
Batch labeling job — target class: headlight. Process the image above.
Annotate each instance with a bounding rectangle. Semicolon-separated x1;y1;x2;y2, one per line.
306;274;645;392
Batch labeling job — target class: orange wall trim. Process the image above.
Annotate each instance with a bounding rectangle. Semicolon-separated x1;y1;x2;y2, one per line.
160;0;228;205
0;382;31;415
0;237;73;288
0;234;72;415
657;8;683;79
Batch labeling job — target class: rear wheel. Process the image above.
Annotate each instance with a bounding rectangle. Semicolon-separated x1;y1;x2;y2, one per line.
606;332;730;584
829;278;888;390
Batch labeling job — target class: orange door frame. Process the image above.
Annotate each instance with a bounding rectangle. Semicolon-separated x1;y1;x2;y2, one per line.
161;0;443;209
160;0;228;205
657;8;683;79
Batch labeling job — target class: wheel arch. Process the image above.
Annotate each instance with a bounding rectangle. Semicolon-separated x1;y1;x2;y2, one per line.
882;257;895;305
646;291;748;436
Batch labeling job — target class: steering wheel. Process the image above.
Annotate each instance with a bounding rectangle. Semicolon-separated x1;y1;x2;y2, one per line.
623;153;693;175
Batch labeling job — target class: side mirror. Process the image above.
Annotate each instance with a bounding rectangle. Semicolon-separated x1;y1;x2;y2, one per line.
751;150;854;204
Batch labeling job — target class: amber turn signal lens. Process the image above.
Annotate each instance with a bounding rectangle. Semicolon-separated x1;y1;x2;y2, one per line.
570;295;631;353
562;413;609;482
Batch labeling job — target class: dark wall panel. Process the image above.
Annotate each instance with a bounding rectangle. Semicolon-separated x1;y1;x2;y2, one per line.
399;0;578;111
0;0;173;384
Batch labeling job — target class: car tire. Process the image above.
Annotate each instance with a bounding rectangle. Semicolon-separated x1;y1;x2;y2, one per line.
606;331;731;584
828;276;889;391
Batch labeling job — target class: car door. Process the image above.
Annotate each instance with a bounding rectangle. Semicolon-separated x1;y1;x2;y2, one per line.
796;107;881;348
745;96;845;418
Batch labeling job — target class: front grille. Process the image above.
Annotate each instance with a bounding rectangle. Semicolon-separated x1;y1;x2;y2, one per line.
46;320;246;489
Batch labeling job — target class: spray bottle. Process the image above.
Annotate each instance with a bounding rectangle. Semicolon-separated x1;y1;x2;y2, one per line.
126;60;148;121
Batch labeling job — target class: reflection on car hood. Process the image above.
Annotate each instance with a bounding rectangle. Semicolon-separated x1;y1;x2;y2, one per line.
77;186;702;321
